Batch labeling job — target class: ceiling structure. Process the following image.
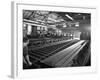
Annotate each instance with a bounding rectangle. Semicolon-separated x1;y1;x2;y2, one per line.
23;10;91;32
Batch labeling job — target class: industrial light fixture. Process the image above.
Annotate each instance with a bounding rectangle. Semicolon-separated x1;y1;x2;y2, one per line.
65;14;74;20
75;22;79;27
78;13;81;15
63;23;67;28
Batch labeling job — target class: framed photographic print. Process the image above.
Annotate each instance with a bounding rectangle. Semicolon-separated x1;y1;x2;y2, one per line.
11;1;97;78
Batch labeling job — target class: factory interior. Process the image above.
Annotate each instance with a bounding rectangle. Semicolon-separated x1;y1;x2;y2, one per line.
23;10;91;69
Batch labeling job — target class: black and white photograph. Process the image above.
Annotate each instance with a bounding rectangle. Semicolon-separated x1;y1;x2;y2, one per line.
23;10;91;69
10;2;97;78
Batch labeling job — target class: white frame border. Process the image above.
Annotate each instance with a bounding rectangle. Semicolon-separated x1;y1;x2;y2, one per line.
11;1;97;78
